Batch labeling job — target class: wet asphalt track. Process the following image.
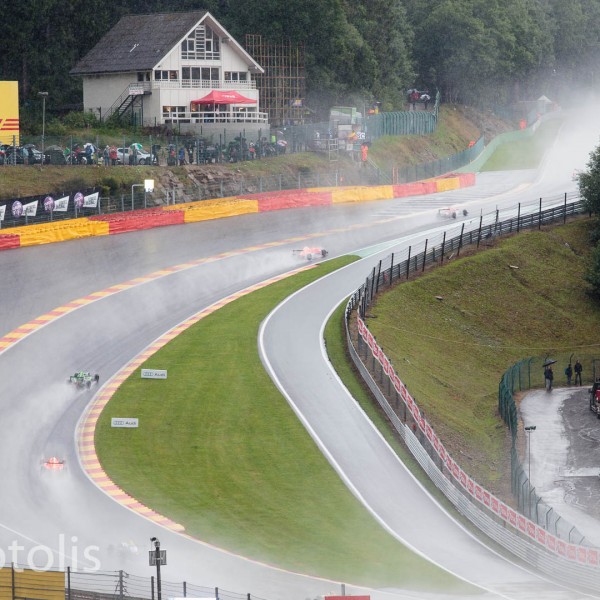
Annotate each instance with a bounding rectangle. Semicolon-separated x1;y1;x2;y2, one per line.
0;108;599;600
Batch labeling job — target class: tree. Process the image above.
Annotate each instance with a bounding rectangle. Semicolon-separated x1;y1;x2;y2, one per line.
578;144;600;216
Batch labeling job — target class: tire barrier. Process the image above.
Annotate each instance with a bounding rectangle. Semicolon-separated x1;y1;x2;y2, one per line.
0;173;474;251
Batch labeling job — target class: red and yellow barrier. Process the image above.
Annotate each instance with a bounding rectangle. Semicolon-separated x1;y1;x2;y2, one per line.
0;172;475;251
90;208;185;234
6;219;109;247
163;197;258;223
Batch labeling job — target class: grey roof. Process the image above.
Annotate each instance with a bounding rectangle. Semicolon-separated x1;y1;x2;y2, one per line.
70;11;208;75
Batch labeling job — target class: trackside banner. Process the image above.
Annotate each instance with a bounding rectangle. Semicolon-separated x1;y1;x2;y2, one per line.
356;316;600;567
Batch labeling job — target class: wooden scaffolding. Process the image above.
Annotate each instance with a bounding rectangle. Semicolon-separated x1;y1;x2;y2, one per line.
245;35;306;127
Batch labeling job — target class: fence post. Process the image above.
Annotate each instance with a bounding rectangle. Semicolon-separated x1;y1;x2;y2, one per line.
389;253;394;285
538;197;542;229
406;246;411;279
151;576;155;600
119;570;124;600
477;215;483;248
183;582;187;597
517;203;521;233
441;232;446;263
564;192;567;223
67;566;71;600
422;239;428;272
457;223;465;256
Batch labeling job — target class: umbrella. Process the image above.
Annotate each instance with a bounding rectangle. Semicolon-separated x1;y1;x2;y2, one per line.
543;359;557;367
130;142;143;150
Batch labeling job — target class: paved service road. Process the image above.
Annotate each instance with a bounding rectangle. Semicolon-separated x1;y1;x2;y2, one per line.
1;108;599;600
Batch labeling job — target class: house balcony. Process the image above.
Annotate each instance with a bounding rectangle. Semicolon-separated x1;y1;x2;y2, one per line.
149;79;256;90
162;108;268;125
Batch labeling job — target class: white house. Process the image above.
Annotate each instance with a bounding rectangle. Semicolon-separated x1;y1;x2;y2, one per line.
70;11;268;135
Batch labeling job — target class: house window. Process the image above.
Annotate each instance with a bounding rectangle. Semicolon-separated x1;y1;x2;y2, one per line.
201;68;219;82
224;72;248;82
154;70;178;81
181;24;220;60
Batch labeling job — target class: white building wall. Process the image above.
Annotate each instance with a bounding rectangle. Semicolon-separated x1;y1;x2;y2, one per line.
82;73;135;117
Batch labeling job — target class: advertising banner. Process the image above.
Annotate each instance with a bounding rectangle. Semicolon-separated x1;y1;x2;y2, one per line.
23;200;38;217
54;195;70;212
83;192;99;208
0;81;19;145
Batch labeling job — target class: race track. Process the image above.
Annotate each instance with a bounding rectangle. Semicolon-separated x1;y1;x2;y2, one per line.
1;108;598;600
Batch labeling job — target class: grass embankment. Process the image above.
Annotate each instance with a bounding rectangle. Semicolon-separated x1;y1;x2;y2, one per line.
1;104;515;200
96;256;470;593
365;220;600;495
482;118;564;171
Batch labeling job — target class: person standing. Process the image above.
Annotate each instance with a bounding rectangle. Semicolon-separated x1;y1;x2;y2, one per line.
574;360;583;386
544;366;554;391
360;141;368;166
565;363;573;386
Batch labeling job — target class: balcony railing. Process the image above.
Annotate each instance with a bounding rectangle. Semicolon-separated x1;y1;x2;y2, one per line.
151;79;256;90
162;108;268;124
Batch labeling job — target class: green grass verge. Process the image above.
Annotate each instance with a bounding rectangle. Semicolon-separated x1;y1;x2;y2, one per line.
482;119;563;171
96;256;472;593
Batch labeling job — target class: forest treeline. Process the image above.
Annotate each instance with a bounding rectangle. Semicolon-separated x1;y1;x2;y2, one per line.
1;0;600;121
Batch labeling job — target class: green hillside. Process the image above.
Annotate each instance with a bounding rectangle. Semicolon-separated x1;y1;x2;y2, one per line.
363;220;600;496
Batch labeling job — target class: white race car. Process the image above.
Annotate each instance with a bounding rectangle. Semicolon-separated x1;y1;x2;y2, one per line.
438;206;468;219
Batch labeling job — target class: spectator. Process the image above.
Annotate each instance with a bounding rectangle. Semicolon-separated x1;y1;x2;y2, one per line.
103;146;110;166
178;146;186;166
420;92;431;110
360;141;369;166
109;145;118;166
564;363;573;386
544;366;554;391
410;90;420;111
574;360;583;385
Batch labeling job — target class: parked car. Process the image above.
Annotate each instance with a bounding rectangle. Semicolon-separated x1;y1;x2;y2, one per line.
116;146;152;165
2;145;47;165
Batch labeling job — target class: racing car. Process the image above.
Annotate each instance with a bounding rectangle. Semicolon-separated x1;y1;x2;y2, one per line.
68;371;100;389
293;246;328;260
438;206;468;219
43;456;65;471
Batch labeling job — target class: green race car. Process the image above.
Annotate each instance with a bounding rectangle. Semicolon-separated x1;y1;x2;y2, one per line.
68;371;100;389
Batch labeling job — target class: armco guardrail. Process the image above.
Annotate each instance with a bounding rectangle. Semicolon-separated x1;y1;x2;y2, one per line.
344;194;600;591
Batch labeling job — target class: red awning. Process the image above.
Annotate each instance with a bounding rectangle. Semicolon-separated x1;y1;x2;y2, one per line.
191;90;256;105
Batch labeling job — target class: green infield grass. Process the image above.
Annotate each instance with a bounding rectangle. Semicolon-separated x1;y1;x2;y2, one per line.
96;256;473;593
